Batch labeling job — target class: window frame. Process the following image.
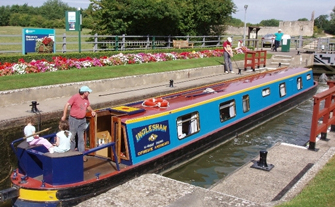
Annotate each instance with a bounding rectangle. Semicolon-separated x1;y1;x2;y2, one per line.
279;82;286;97
262;87;271;97
219;99;236;122
297;77;303;90
242;95;250;113
176;112;200;140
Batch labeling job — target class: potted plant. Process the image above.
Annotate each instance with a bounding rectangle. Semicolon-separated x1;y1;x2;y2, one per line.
35;36;54;53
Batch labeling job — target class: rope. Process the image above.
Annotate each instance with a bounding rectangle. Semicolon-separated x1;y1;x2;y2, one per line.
0;165;12;184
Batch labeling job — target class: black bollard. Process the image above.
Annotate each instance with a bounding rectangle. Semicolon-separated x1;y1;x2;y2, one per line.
169;80;174;87
30;101;39;113
251;150;274;171
258;150;268;167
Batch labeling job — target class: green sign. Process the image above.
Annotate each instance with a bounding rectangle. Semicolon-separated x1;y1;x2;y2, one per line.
65;11;81;31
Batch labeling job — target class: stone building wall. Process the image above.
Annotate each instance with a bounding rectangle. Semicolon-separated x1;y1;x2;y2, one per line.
225;20;314;37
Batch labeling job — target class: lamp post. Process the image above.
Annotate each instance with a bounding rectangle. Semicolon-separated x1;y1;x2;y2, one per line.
77;7;82;53
243;5;248;46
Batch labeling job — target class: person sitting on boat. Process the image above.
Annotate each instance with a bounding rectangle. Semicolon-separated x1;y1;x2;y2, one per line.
53;120;72;153
24;117;54;153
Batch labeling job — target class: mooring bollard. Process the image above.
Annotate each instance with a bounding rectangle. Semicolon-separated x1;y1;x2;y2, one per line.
169;80;174;87
251;150;274;171
30;101;39;113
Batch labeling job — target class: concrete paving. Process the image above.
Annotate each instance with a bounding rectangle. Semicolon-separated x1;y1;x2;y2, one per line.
75;136;335;207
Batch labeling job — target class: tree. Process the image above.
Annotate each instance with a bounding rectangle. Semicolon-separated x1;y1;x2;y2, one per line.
89;0;236;36
38;0;76;21
297;18;308;21
259;19;280;27
314;15;329;30
227;17;244;27
0;6;11;26
327;6;335;34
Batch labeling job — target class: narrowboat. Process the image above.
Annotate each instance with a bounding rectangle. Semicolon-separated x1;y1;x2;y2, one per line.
1;67;318;206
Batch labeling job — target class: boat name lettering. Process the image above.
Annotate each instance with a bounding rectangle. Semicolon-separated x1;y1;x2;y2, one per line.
156;140;163;144
154;141;170;150
144;143;154;149
137;147;153;156
135;124;167;142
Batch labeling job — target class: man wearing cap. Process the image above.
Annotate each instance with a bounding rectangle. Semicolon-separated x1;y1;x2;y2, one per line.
61;86;96;160
274;29;284;52
223;37;234;73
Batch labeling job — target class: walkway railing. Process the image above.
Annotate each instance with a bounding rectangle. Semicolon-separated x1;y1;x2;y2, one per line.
309;81;335;150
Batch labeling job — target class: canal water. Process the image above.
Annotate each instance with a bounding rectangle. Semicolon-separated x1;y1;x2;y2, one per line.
0;82;328;201
163;83;328;188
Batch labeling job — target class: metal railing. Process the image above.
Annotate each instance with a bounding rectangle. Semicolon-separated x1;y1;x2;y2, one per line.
1;33;335;54
309;81;335;150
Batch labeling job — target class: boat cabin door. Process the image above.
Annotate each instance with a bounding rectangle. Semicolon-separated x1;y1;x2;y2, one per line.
111;117;129;163
85;111;129;163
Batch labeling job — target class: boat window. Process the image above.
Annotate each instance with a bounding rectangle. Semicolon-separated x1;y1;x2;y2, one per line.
280;83;286;97
177;112;200;139
242;95;250;113
262;88;270;97
219;100;236;122
297;77;303;90
307;74;311;80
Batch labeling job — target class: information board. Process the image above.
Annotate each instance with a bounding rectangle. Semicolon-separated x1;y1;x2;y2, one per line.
22;28;55;55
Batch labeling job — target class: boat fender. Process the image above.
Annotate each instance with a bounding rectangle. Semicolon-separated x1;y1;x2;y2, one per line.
142;98;169;107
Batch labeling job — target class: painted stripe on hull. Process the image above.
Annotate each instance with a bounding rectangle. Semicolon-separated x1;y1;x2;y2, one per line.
18;188;58;202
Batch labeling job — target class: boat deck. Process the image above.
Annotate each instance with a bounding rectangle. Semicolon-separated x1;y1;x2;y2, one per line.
83;156;126;180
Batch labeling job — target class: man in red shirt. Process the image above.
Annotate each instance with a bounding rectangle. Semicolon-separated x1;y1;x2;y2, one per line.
61;86;96;161
223;37;234;73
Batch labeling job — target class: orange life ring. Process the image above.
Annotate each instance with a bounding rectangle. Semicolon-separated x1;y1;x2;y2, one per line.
142;98;169;107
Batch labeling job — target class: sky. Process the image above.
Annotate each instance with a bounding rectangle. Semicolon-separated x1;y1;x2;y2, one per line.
1;0;335;24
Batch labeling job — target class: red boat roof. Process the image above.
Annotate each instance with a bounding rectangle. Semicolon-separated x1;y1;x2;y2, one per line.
110;67;311;123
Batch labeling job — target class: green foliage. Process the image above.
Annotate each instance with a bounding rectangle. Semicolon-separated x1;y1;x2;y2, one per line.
314;15;329;30
0;5;11;26
227;17;244;27
297;18;308;21
327;6;335;34
259;19;280;27
89;0;236;36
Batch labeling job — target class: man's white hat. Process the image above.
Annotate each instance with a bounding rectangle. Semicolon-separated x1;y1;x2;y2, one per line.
278;29;282;31
227;37;232;42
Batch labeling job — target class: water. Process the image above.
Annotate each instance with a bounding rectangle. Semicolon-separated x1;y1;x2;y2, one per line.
163;83;328;188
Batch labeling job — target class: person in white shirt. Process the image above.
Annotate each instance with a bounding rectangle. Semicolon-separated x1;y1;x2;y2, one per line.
24;117;54;153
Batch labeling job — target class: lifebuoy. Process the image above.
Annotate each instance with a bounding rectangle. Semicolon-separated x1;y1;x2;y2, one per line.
142;98;169;107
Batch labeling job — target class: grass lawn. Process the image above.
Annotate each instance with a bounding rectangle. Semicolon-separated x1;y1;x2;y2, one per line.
276;155;335;207
0;56;234;91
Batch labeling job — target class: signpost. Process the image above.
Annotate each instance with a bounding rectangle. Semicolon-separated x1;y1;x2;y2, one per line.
22;28;55;55
65;9;82;53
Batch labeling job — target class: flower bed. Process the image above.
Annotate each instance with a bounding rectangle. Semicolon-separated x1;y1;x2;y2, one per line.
0;49;223;76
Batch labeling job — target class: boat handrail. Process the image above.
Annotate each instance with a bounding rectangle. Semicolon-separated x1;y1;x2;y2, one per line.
83;142;120;171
